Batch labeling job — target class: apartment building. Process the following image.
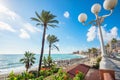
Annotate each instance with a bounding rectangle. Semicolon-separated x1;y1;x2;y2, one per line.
108;40;120;53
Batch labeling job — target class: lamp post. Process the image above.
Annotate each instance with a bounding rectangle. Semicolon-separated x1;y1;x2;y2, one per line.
78;0;118;70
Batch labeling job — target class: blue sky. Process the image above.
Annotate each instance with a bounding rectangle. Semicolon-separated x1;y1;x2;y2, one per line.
0;0;120;54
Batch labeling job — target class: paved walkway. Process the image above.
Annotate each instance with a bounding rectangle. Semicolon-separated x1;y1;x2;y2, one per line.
109;58;120;80
85;69;100;80
67;64;90;78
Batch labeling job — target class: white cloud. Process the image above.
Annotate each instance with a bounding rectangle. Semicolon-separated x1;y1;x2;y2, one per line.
19;29;30;39
0;4;20;20
0;21;16;32
87;26;97;42
110;27;118;38
87;24;119;42
63;11;70;18
0;4;41;39
98;26;118;42
23;23;41;33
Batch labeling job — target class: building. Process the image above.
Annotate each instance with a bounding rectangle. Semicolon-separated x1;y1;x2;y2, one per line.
116;40;120;53
73;51;79;54
108;40;120;53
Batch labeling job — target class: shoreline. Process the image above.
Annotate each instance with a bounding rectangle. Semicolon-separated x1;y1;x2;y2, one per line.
0;57;88;79
0;65;38;80
0;54;87;73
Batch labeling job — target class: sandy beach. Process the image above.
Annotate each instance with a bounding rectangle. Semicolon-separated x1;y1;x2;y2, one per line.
0;66;39;80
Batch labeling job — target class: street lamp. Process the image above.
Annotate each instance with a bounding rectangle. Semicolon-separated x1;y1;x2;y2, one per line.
78;0;118;70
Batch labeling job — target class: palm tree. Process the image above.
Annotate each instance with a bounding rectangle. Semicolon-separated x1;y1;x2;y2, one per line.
31;10;59;76
47;34;59;57
47;34;59;67
106;43;110;54
111;38;117;49
43;56;47;68
20;51;36;72
111;38;118;54
88;49;91;58
88;49;92;58
91;48;98;57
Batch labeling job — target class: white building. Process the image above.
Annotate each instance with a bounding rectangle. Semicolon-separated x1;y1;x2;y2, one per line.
108;40;120;53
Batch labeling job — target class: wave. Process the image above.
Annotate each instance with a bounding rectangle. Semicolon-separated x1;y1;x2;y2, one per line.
7;62;22;66
0;54;86;70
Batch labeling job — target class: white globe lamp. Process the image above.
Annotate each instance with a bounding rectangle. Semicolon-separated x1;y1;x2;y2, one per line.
78;13;87;23
103;0;118;10
91;3;101;14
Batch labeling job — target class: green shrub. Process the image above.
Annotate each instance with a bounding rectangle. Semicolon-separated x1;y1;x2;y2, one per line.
47;69;53;76
8;71;17;80
58;68;63;76
43;56;47;68
92;57;102;69
29;70;38;78
8;71;35;80
52;68;72;80
36;76;44;80
96;57;101;63
51;65;59;73
21;72;33;79
42;56;55;68
40;70;46;77
73;72;84;80
39;69;52;77
8;69;85;80
47;56;52;66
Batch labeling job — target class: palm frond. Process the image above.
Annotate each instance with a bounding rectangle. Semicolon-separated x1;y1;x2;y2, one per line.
47;24;58;28
111;38;117;43
32;10;59;29
31;17;40;22
20;51;36;71
20;58;25;62
47;14;56;22
35;12;43;21
36;23;44;26
53;45;59;51
47;35;59;44
48;20;59;24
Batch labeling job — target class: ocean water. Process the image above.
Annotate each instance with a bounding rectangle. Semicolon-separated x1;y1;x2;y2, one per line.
0;54;85;70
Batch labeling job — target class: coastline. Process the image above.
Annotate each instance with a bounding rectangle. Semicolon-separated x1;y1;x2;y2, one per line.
0;65;38;80
0;57;88;79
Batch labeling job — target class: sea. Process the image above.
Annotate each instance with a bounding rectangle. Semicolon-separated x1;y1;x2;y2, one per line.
0;53;85;73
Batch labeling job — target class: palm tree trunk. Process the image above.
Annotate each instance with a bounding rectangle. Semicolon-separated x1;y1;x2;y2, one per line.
48;44;51;57
48;44;51;68
26;63;29;72
38;24;47;77
26;68;28;72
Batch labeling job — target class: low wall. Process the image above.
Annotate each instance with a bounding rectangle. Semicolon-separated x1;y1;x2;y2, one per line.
99;69;115;80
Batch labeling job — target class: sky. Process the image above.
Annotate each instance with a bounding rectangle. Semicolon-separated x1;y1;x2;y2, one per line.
0;0;120;54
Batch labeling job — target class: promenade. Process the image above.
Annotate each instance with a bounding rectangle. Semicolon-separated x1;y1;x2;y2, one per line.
109;57;120;80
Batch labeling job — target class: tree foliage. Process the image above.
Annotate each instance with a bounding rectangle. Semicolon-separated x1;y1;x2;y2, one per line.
20;51;36;72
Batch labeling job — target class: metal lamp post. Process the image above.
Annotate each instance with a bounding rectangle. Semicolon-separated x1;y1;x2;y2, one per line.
78;0;118;70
